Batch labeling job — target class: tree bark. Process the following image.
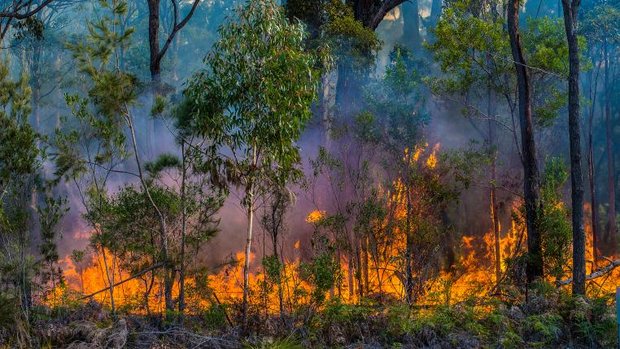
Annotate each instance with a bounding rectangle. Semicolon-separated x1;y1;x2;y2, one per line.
588;62;600;267
604;38;617;257
147;0;161;83
561;0;585;295
488;90;502;285
405;177;414;304
147;0;201;83
178;141;187;322
507;0;544;284
242;146;257;333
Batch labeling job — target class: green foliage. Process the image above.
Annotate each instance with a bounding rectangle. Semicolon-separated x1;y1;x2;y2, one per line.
300;248;339;305
429;0;587;128
244;337;303;349
581;2;620;46
180;0;318;198
145;153;181;178
427;1;510;95
323;0;380;69
365;46;427;152
202;304;229;330
262;255;283;284
285;0;379;71
36;195;68;296
56;0;136;181
523;313;562;344
0;63;37;186
539;158;572;280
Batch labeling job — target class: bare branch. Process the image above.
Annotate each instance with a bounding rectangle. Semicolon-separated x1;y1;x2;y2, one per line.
556;259;620;286
0;0;54;19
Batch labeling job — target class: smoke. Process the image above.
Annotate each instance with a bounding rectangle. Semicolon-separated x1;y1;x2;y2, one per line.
40;0;558;277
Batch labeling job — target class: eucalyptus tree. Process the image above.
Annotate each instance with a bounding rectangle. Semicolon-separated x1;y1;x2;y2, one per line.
561;0;585;295
430;1;575;287
507;0;544;285
179;0;317;328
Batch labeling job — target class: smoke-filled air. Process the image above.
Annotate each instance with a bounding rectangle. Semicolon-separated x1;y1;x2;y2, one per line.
1;0;620;347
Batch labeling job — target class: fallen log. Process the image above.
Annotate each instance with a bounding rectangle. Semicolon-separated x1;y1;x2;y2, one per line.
556;259;620;286
79;263;165;300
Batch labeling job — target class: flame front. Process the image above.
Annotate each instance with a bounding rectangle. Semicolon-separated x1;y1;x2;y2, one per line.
48;143;620;314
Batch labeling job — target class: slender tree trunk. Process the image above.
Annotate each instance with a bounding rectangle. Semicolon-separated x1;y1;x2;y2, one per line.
562;0;585;295
321;69;337;144
490;138;501;284
126;112;173;314
405;180;414;304
362;236;369;297
178;141;187;322
355;243;363;300
242;146;257;332
487;64;502;284
100;247;116;318
347;253;355;299
588;61;601;266
507;0;544;285
79;269;85;295
148;0;161;83
271;230;284;319
604;39;617;257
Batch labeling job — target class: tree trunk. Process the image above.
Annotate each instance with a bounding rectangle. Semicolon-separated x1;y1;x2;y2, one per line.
100;247;116;318
588;68;600;266
147;0;161;83
271;227;284;319
486;58;501;284
242;146;257;332
588;58;602;266
402;0;421;52
507;0;543;285
127;111;173;314
604;39;617;257
362;236;369;297
405;179;414;304
561;0;585;295
178;141;187;322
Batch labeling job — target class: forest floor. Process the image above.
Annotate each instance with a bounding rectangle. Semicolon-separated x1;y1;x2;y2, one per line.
11;286;617;349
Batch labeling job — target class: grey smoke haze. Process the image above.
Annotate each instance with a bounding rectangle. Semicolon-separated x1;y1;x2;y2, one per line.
43;0;564;273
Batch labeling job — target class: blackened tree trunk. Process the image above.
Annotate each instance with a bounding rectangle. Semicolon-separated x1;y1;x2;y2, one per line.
604;38;617;257
147;0;200;83
147;0;161;82
507;0;544;285
348;0;407;30
561;0;585;295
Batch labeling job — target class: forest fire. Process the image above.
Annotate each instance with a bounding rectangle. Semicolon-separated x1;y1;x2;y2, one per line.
2;0;619;346
48;143;619;313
